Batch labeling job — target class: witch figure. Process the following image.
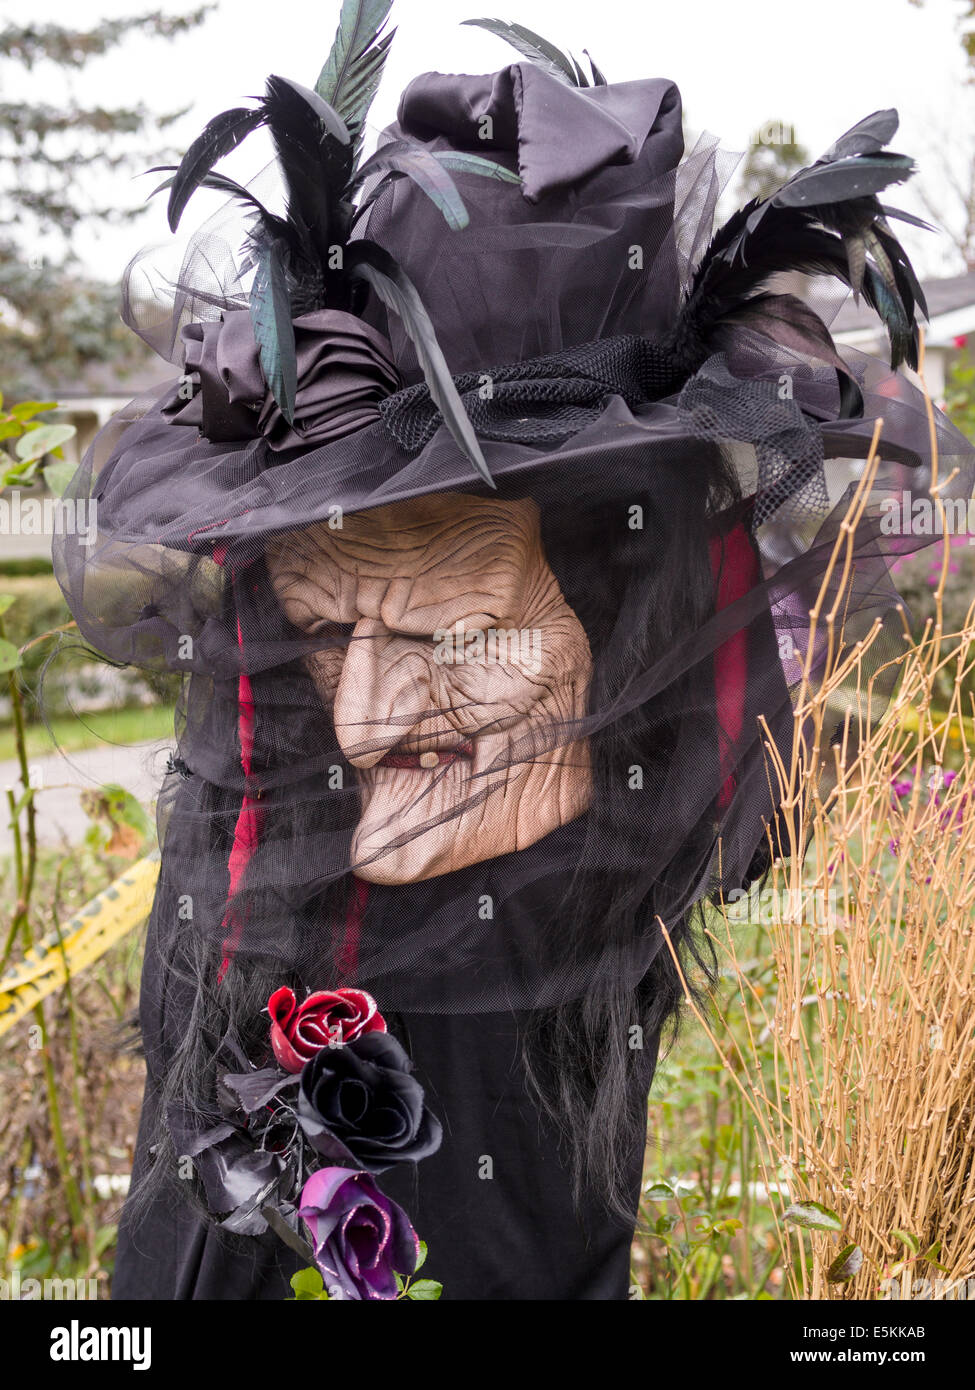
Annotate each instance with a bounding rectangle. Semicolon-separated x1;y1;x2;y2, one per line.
54;2;975;1300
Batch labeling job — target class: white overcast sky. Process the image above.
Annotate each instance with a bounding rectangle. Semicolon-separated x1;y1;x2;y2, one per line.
3;0;974;279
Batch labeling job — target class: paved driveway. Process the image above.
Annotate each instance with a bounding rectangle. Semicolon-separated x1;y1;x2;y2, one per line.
0;739;170;856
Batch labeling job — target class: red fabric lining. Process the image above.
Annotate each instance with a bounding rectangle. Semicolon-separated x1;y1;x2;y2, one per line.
709;516;760;811
217;569;265;982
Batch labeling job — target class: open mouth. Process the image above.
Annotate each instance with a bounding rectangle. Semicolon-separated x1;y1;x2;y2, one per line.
379;738;475;770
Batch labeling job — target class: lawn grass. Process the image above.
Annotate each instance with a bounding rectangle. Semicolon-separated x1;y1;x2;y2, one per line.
0;704;175;762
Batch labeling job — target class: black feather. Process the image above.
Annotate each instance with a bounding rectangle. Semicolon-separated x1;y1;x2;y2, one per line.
771;153;915;209
584;49;607;84
461;18;580;85
157;7;488;465
260;74;356;310
673;111;927;378
820;109;900;162
346;240;495;486
351;149;520;226
150;166;289;238
166;106;266;232
878;203;935;232
569;54;591;87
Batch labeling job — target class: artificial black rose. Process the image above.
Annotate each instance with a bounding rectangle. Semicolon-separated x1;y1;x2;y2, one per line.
296;1031;442;1174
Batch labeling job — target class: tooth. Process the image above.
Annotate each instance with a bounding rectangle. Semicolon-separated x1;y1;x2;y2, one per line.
419;751;439;769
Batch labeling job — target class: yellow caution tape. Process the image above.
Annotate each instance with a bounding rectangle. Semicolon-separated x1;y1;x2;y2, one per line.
0;852;160;1037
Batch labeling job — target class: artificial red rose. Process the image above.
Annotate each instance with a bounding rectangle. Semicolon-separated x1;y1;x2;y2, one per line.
268;986;386;1074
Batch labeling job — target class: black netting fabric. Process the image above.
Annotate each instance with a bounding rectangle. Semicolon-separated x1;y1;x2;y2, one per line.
379;333;697;451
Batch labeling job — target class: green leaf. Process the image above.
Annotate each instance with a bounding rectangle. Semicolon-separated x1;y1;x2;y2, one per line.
405;1278;442;1300
43;459;77;497
414;1240;428;1272
826;1243;863;1283
0;638;22;673
0;594;16;615
891;1229;920;1254
783;1201;844;1233
14;423;75;463
94;1225;117;1257
80;783;153;855
644;1182;675;1201
290;1266;325;1298
921;1240;942;1263
2;457;42;486
10;401;57;421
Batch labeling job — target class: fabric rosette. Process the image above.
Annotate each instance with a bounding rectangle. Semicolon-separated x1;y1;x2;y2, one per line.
268;985;386;1073
162;307;401;450
296;1030;443;1173
298;1167;420;1300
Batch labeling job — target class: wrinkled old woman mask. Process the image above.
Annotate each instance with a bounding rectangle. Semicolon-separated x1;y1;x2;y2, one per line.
266;492;593;884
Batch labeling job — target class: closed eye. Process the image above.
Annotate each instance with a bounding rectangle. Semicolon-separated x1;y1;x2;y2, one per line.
307;619;354;640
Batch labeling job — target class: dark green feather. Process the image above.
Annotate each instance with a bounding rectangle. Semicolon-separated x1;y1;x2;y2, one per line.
315;0;396;155
461;19;580;84
346;240;494;486
250;238;298;425
431;151;521;183
353;141;471;229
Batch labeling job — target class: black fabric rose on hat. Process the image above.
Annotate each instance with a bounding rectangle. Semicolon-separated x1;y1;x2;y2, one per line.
163;308;401;451
296;1031;442;1174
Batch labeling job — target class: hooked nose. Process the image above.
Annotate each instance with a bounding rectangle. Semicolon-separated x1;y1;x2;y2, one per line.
332;618;433;768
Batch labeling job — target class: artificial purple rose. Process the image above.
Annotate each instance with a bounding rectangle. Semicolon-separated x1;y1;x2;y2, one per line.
297;1031;442;1173
298;1167;419;1300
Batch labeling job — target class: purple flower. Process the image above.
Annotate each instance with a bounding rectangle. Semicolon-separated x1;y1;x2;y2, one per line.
298;1168;419;1300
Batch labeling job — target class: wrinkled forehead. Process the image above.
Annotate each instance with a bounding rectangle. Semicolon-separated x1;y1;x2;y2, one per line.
267;491;541;579
265;491;545;626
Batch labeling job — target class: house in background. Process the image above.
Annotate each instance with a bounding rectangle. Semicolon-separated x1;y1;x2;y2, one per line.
50;355;176;470
2;354;174;562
